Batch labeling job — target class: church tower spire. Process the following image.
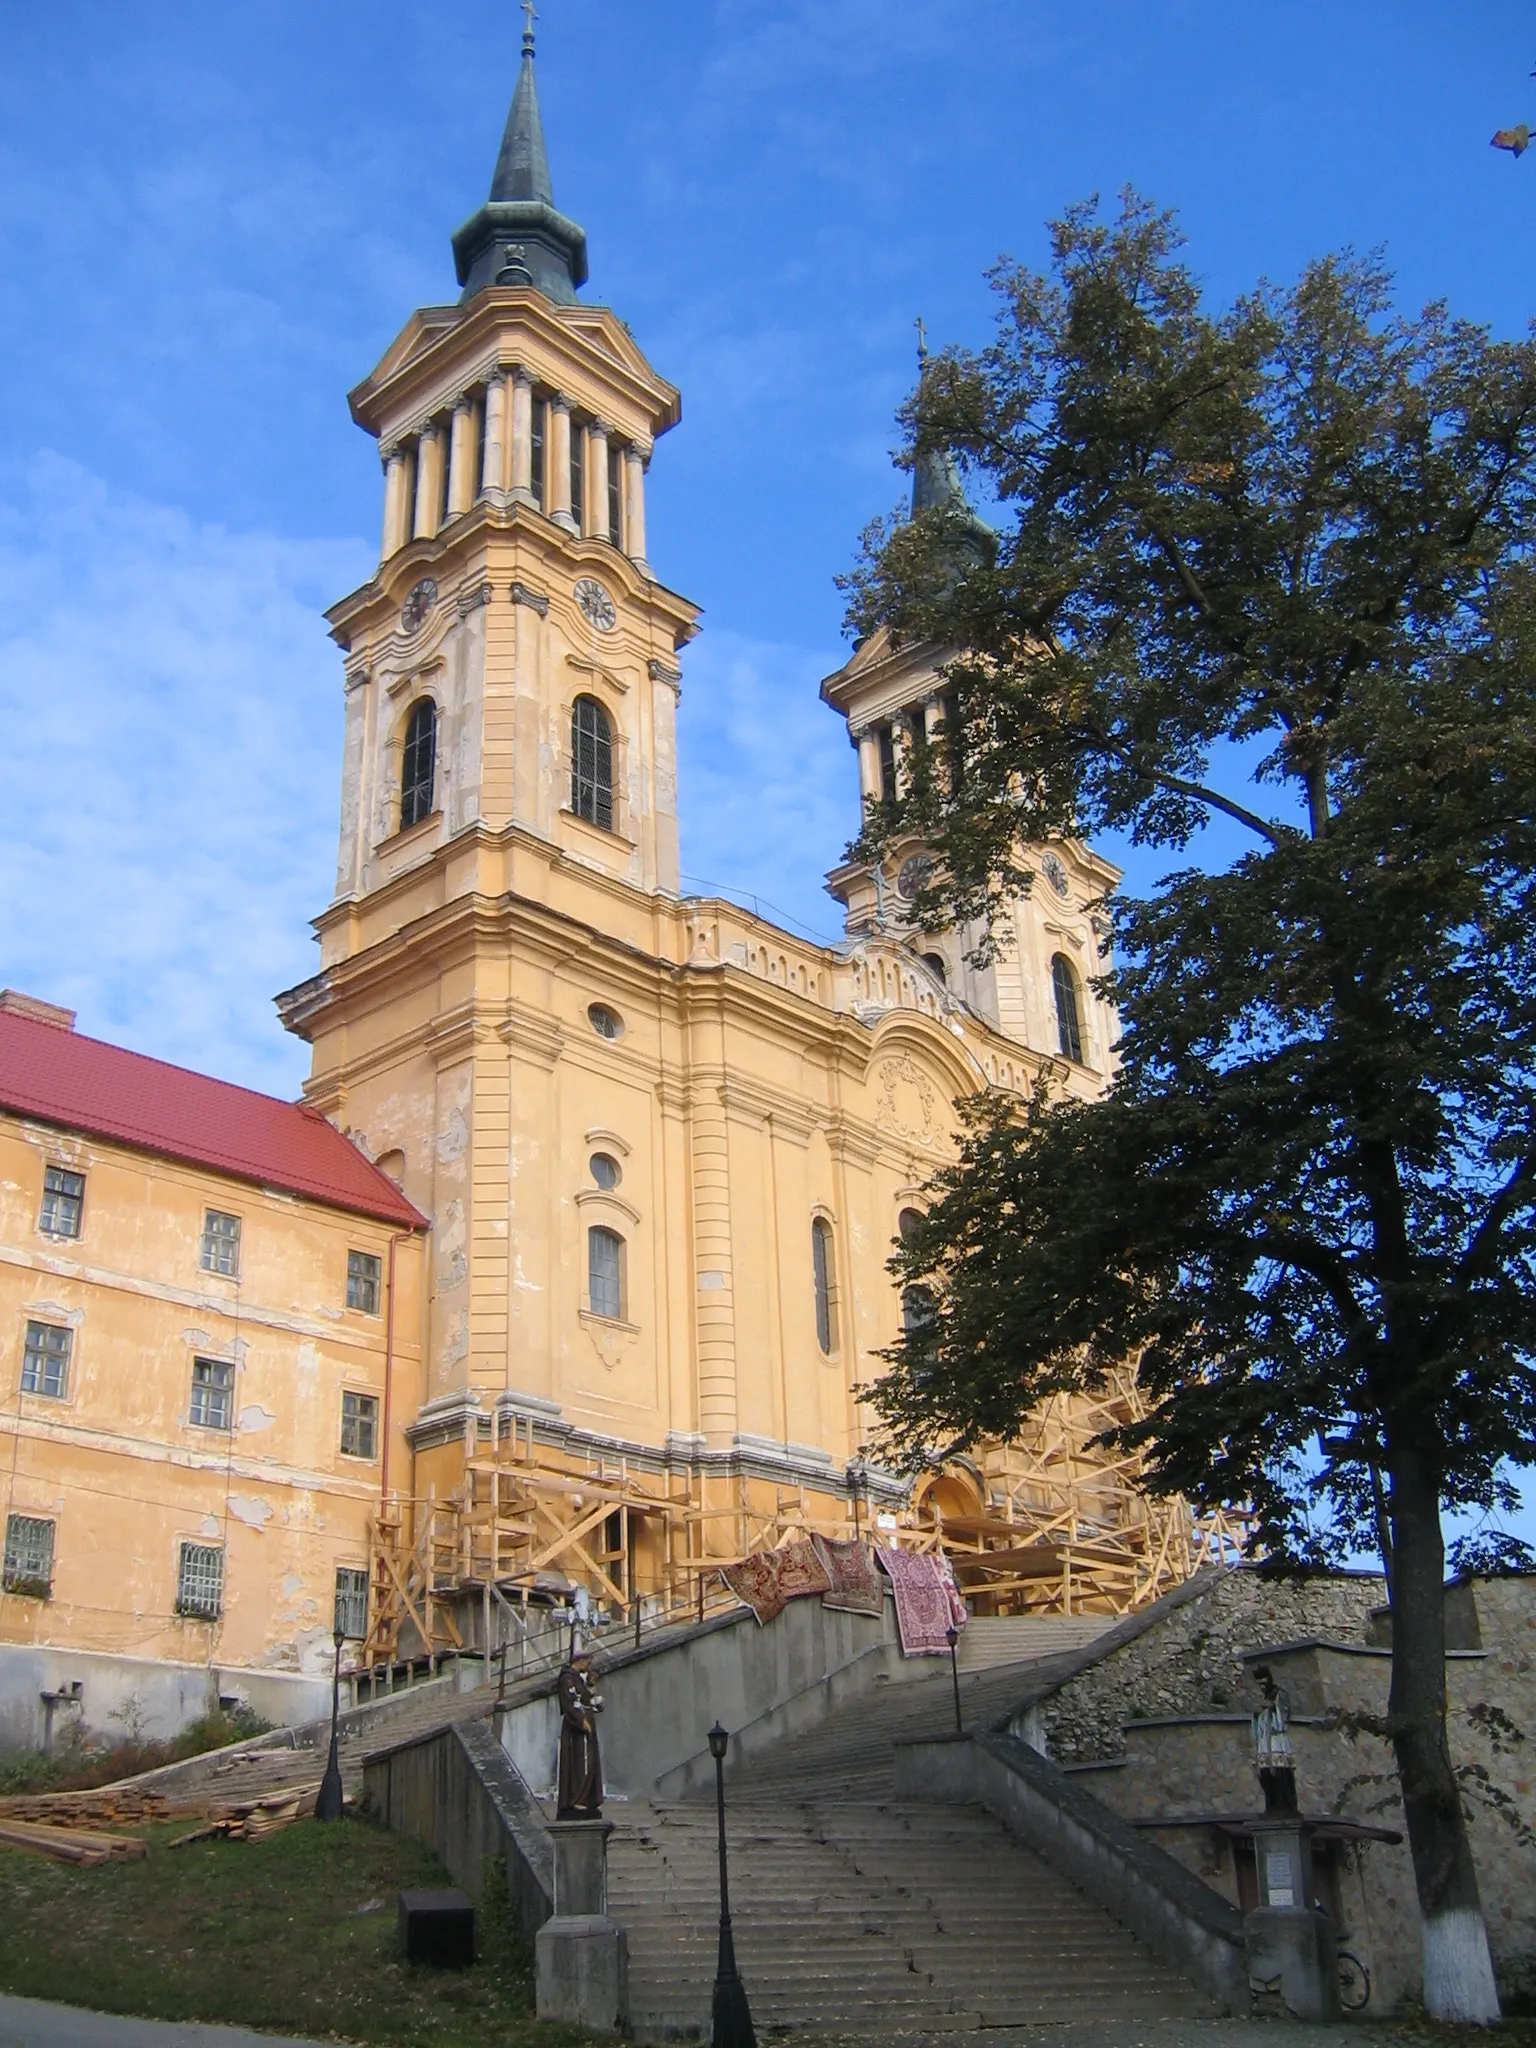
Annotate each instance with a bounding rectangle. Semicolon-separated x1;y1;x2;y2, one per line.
452;2;589;304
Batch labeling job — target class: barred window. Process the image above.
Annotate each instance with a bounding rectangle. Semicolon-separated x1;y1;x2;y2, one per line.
530;395;546;505
901;1285;937;1338
346;1250;381;1315
571;695;614;831
201;1209;241;1277
39;1166;85;1239
21;1321;71;1400
334;1566;369;1640
189;1356;234;1431
607;442;623;547
400;698;437;830
570;421;586;531
1051;953;1085;1065
812;1217;835;1355
177;1542;224;1621
3;1515;54;1596
587;1226;624;1321
340;1390;379;1461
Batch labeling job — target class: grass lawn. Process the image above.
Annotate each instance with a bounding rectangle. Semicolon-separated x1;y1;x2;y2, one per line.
0;1814;596;2046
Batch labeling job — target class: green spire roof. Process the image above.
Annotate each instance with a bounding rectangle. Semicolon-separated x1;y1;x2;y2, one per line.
451;5;589;305
909;320;994;566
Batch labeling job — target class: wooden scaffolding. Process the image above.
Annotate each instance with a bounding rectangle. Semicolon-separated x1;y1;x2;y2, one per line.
361;1377;1247;1666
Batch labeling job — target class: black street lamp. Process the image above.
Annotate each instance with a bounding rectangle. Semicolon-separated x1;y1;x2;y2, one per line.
707;1721;757;2048
945;1624;963;1735
314;1625;346;1821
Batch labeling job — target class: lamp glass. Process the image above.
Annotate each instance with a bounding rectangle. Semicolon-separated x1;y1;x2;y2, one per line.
708;1721;729;1761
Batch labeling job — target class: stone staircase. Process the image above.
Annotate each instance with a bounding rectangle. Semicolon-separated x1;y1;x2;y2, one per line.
606;1642;1215;2041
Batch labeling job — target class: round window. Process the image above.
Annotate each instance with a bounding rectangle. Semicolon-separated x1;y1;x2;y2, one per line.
590;1153;621;1191
588;1003;623;1040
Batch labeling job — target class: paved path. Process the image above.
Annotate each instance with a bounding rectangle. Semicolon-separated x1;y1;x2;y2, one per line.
0;1996;327;2048
794;2028;1439;2047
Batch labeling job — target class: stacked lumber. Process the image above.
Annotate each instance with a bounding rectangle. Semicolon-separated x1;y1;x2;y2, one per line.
0;1786;171;1830
0;1816;147;1867
170;1788;314;1848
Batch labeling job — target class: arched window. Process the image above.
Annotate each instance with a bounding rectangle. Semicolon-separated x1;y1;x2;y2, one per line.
1051;953;1085;1064
588;1225;625;1321
571;695;614;831
811;1217;835;1355
920;952;947;987
901;1285;937;1338
898;1206;924;1244
400;699;437;829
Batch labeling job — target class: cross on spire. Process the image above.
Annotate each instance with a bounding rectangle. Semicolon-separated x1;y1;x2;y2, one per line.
915;315;929;366
521;0;537;54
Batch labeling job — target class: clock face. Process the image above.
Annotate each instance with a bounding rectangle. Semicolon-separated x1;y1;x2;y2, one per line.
1041;851;1070;898
896;854;933;902
400;577;437;634
574;577;617;634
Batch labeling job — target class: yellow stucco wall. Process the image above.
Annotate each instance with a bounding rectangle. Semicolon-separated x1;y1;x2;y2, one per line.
0;1114;422;1681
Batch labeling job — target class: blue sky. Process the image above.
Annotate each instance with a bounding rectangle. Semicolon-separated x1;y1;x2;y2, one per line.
3;2;1530;1553
1;0;1531;1088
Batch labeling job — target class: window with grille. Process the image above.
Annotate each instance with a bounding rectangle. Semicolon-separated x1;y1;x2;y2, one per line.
39;1166;85;1238
812;1217;835;1356
177;1542;224;1621
901;1285;937;1338
607;443;623;546
21;1321;71;1400
570;422;585;530
346;1250;381;1315
334;1566;369;1639
877;724;897;812
400;698;437;830
3;1514;54;1596
340;1390;379;1460
1051;953;1085;1065
530;396;546;504
201;1209;241;1277
571;695;614;831
189;1356;235;1430
588;1227;624;1321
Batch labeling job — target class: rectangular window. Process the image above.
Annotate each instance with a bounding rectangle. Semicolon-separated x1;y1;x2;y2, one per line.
189;1356;235;1431
39;1166;85;1239
340;1390;379;1461
877;724;898;812
334;1565;369;1640
530;396;546;506
200;1209;241;1277
346;1250;381;1315
607;443;623;547
3;1514;55;1596
21;1321;71;1400
177;1541;224;1621
570;422;585;531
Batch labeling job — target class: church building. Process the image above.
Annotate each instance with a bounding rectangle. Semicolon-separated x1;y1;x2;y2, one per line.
0;19;1222;1733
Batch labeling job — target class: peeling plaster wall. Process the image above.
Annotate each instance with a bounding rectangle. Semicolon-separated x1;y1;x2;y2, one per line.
0;1114;423;1725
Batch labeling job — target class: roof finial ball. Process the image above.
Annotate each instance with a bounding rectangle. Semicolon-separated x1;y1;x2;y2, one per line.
521;0;537;55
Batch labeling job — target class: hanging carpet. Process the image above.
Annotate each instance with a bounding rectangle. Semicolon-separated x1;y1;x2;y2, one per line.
877;1545;966;1656
718;1537;830;1626
810;1534;886;1617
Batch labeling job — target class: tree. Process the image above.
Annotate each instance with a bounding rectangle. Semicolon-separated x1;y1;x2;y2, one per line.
847;193;1536;2022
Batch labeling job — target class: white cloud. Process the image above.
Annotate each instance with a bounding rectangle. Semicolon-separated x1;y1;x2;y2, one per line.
0;453;369;1097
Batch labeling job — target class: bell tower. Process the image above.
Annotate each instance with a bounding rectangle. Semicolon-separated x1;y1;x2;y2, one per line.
316;8;697;948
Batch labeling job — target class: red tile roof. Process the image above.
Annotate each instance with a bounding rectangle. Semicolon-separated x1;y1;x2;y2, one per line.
0;1009;424;1230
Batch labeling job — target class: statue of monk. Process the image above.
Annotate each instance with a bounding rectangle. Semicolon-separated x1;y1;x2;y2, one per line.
556;1649;604;1819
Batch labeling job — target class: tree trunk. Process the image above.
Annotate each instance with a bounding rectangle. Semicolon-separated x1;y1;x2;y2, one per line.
1386;1444;1500;2022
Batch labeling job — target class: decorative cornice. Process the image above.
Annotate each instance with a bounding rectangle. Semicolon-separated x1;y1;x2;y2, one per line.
456;581;493;618
647;658;682;694
497;1000;565;1070
511;580;549;616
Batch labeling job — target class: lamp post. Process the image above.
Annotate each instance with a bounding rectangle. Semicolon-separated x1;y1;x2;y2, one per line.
707;1722;757;2048
945;1624;963;1735
314;1625;346;1821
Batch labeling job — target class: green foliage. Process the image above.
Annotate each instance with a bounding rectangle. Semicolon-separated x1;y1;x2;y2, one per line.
0;1705;272;1798
854;192;1536;1570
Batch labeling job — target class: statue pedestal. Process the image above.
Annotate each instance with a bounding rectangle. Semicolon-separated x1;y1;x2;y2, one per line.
535;1819;628;2035
1244;1817;1339;2022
